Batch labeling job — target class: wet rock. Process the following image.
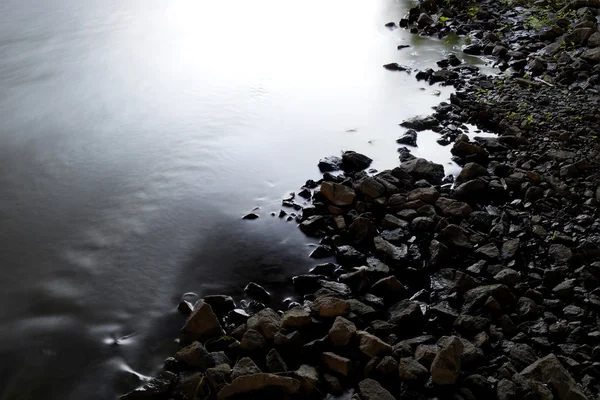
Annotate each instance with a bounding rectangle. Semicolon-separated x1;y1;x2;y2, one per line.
453;179;487;200
244;282;271;304
242;213;259;220
398;357;429;381
281;307;312;329
381;214;409;230
374;236;408;265
321;182;356;207
438;224;472;249
388;299;423;324
442;201;472;218
180;302;224;344
216;373;300;400
240;329;267;352
357;177;386;198
358;378;395;400
231;357;262;380
494;268;521;285
294;364;319;395
376;356;398;375
311;296;350;318
247;308;281;340
329;316;357;347
174;342;216;370
463;43;482;55
358;330;393;357
383;63;410;71
518;353;589;400
408;187;440;204
120;372;177;400
336;245;367;267
399;158;445;185
431;336;463;385
582;47;600;64
341;151;372;172
266;348;288;373
323;352;352;376
400;116;438;131
205;364;232;393
475;243;499;259
462;284;515;313
397;129;418;146
453;315;490;336
549;244;573;264
203;295;236;317
349;217;376;244
417;13;435;28
371;276;406;300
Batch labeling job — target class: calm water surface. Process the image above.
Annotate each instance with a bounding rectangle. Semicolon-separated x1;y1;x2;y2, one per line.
0;0;474;398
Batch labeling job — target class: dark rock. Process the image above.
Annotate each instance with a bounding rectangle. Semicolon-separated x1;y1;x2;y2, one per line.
397;129;418;146
281;307;312;329
320;182;356;207
341;151;372;172
549;244;573;264
329;316;357;347
358;378;395;400
510;343;538;370
216;373;300;400
203;295;236;317
311;296;350;318
358;330;393;357
417;13;435;28
388;299;423;324
437;224;471;249
336;245;367;267
374;236;408;266
323;352;352;376
496;378;518;400
398;357;429;381
399;158;445;184
180;302;224;344
383;63;411;71
453;179;487;200
174;342;216;370
120;372;177;400
247;308;281;340
266;348;288;373
400;116;438;131
357;177;386;198
318;156;342;172
371;276;406;300
462;284;515;313
431;336;463;385
240;329;267;352
231;357;262;380
242;213;259;220
244;282;271;304
205;364;232;393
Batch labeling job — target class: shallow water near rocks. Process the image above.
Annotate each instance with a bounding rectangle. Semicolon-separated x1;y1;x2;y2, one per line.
0;0;482;398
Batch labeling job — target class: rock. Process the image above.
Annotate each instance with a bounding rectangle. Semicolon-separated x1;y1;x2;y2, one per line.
349;217;376;244
456;163;488;184
430;69;459;83
430;336;463;385
217;373;300;400
323;352;352;376
431;268;480;295
374;236;408;266
417;13;435;28
318;156;342;172
568;27;594;44
453;179;487;200
443;201;472;218
494;268;521;285
453;315;490;336
357;177;386;198
398;357;429;381
496;378;518;400
329;316;357;347
388;299;423;324
358;378;395;400
438;224;471;249
582;47;600;64
400;116;438;131
463;43;482;55
518;353;589;400
475;243;499;259
588;32;600;48
371;276;406;302
282;307;312;329
240;329;266;352
358;330;393;357
174;342;216;370
171;372;204;400
320;182;356;207
399;158;445;184
397;129;418;146
231;357;262;380
383;63;410;71
462;284;515;313
294;365;319;394
180;302;223;344
501;239;520;260
381;214;409;230
408;187;440;204
266;348;288;373
247;308;281;340
311;296;350;318
120;371;177;400
429;240;449;268
451;141;488;160
341;151;372;172
205;364;232;393
242;213;259;220
244;282;271;304
203;295;236;317
549;244;573;264
553;279;576;299
510;343;538;370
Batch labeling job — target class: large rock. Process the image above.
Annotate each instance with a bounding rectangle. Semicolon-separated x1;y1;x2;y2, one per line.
217;373;300;400
320;182;356;206
247;308;281;340
397;129;418;146
180;301;223;343
174;342;221;370
358;378;396;400
318;156;342;172
398;357;429;381
430;336;463;385
582;47;600;64
374;236;408;266
329;316;356;346
407;187;440;204
294;365;319;394
349;217;376;244
455;162;488;184
388;299;423;324
462;284;515;313
357;330;393;357
240;329;267;352
311;296;350;318
231;357;262;380
266;348;288;373
451;141;488;160
399;158;445;184
357;177;386;198
281;307;312;329
341;151;372;172
323;352;352;376
518;354;589;400
437;224;472;249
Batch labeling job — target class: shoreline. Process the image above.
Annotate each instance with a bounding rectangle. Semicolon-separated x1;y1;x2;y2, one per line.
122;0;600;398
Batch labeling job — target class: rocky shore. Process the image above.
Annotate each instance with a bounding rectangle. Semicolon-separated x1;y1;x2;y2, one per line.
121;0;600;399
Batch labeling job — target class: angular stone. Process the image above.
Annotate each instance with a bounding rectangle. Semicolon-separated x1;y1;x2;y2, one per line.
438;224;472;249
323;352;351;376
399;357;429;381
443;201;473;218
328;316;357;347
456;162;488;184
217;373;300;400
359;378;395;400
320;182;356;206
247;308;281;340
430;336;463;385
358;330;393;357
231;357;262;380
294;364;319;394
408;187;440;204
389;299;423;324
240;329;266;352
180;301;223;343
174;342;215;370
549;244;573;264
266;348;288;373
374;236;408;266
311;296;350;318
399;158;445;185
281;307;312;329
462;284;515;313
358;177;386;198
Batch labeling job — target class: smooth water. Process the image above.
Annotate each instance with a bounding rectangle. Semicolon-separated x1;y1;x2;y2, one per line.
0;0;474;398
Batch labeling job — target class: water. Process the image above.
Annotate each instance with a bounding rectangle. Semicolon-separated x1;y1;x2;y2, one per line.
0;0;474;398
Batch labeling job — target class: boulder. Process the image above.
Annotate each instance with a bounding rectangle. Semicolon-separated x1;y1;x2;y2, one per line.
357;177;386;198
430;336;463;385
281;307;312;329
374;236;408;266
358;378;396;400
341;151;372;172
398;357;429;381
388;299;423;324
518;354;589;400
399;158;445;184
174;342;216;370
328;316;357;347
456;162;488;184
240;329;267;352
294;365;319;394
397;129;418;146
266;348;288;373
357;330;393;357
247;308;281;340
217;374;300;400
407;187;440;204
323;352;352;376
318;156;342;172
311;296;350;318
320;182;356;206
180;302;223;343
231;357;262;380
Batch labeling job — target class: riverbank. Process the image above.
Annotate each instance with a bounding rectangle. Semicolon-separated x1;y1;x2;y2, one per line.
122;0;600;398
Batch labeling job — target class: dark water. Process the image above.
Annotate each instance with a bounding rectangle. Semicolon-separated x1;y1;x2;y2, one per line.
0;0;479;398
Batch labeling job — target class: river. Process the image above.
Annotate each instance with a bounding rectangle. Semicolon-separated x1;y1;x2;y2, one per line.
0;0;474;398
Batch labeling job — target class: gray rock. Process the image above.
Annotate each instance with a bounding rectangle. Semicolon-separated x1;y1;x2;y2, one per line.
357;177;386;198
518;353;589;400
174;342;216;370
217;373;300;400
266;348;288;373
589;32;600;48
329;316;357;347
501;239;520;259
341;151;372;172
357;330;393;357
549;244;573;264
398;357;429;381
408;187;440;204
358;378;396;400
496;378;518;400
294;364;319;394
323;352;351;376
510;343;538;370
430;336;463;385
475;243;499;259
318;156;342;172
442;201;473;218
582;47;600;64
281;307;312;329
180;301;223;343
374;236;408;265
231;357;262;380
388;299;423;324
240;329;266;352
381;214;410;230
462;284;515;313
400;116;439;131
205;364;232;393
247;308;281;340
371;276;406;300
399;158;445;184
311;296;350;318
320;182;356;206
120;371;178;400
438;224;472;249
453;179;487;200
456;162;488;184
397;129;418;146
494;268;521;285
